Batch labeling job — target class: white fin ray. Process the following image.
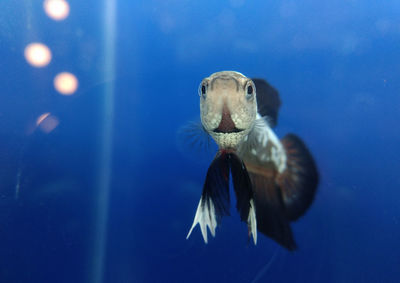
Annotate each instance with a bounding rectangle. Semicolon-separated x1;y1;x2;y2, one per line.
248;198;257;245
186;197;217;243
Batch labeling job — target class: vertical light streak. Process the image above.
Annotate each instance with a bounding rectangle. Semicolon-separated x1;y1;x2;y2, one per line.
91;1;116;283
15;166;22;199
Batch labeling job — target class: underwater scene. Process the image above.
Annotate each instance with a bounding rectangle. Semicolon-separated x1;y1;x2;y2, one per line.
0;0;399;282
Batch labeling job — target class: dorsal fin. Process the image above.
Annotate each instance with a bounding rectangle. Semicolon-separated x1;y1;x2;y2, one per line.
251;78;281;127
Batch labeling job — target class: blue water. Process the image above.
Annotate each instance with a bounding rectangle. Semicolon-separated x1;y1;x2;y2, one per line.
1;0;400;282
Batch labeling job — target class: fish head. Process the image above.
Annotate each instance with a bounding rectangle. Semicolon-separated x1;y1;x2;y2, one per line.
199;71;257;149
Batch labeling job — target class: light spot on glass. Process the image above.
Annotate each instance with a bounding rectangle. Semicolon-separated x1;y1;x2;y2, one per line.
54;72;78;95
24;43;52;67
43;0;70;21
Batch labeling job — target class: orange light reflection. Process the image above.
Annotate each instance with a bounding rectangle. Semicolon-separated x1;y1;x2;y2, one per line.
36;112;51;126
54;72;78;95
24;43;52;67
43;0;70;21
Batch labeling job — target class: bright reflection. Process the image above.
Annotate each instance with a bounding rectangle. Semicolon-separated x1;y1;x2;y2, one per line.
24;43;52;67
43;0;70;21
36;112;51;126
36;113;59;133
54;72;78;95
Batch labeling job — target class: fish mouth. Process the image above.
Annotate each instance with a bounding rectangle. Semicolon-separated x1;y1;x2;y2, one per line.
213;104;244;134
213;127;244;134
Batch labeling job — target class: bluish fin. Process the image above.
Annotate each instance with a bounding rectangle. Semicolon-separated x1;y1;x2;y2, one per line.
248;171;297;250
278;134;319;221
251;78;281;127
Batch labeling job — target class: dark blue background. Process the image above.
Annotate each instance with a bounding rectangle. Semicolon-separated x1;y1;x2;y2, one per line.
0;0;399;282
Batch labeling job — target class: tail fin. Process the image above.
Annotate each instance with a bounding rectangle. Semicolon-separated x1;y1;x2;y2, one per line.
278;134;319;221
244;134;318;250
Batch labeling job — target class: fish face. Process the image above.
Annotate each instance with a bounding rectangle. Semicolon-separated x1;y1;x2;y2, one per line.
199;71;257;149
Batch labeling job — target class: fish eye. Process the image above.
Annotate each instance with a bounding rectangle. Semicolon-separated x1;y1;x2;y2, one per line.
246;82;255;100
198;81;207;99
247;85;253;95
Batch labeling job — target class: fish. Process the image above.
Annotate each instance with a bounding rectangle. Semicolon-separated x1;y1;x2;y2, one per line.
186;71;319;250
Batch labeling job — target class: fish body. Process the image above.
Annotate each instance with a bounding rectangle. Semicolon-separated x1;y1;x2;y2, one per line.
187;71;318;250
